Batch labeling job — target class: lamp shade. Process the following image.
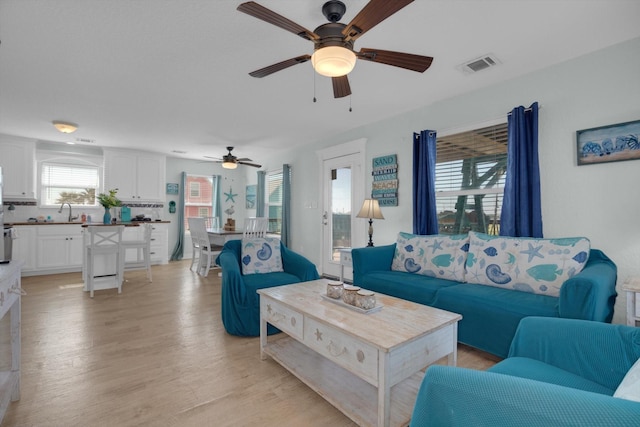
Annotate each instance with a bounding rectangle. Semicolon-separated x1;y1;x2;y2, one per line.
356;199;384;220
222;161;237;169
52;120;78;133
311;46;356;77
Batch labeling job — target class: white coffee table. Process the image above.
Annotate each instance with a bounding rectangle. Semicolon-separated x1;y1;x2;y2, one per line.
258;279;461;427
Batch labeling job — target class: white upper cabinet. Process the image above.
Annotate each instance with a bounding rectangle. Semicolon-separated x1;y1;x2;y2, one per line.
0;135;36;200
103;149;166;202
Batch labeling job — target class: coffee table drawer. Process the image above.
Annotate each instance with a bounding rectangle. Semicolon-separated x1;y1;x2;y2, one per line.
303;317;378;385
262;299;304;340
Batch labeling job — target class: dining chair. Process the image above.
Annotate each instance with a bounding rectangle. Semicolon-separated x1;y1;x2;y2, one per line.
243;217;268;238
121;223;153;282
188;217;223;277
203;216;220;229
85;225;125;298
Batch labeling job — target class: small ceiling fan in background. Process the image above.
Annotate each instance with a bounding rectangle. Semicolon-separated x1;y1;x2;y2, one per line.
204;146;262;169
237;0;433;98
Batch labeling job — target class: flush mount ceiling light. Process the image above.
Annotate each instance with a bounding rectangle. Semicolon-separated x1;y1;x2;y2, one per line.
52;120;79;134
311;46;356;77
222;160;238;169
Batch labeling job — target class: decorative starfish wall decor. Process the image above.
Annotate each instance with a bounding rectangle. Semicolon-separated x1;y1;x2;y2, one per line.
224;186;238;203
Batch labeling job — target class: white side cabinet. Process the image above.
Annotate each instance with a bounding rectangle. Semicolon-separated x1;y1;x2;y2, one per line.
35;225;84;272
149;223;168;264
0;261;21;424
0;136;36;201
103;149;166;202
11;226;36;273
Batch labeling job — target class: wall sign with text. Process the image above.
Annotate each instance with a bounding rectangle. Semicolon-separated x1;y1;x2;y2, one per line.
371;154;398;206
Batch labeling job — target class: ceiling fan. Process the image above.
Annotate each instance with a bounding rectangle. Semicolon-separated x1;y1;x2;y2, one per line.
204;147;262;169
237;0;433;98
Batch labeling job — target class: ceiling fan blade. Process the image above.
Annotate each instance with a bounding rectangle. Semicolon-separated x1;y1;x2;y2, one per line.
249;55;311;78
332;75;351;98
357;48;433;72
235;157;253;162
342;0;414;42
237;2;319;41
238;161;262;168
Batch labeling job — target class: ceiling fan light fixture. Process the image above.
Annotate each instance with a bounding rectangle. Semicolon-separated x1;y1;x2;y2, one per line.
222;160;238;169
311;46;356;77
52;120;79;134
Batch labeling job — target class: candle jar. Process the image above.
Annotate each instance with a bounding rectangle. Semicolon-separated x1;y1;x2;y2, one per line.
356;290;376;310
342;285;361;306
326;282;343;299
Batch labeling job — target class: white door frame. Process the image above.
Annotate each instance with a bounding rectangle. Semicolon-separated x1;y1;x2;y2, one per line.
316;138;366;279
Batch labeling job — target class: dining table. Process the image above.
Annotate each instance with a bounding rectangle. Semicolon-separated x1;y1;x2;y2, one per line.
206;228;243;247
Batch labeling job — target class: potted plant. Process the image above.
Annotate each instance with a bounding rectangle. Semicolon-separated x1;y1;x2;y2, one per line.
97;188;122;224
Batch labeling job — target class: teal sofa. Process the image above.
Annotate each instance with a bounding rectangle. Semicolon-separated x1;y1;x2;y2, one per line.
216;239;319;336
410;317;640;426
352;235;617;358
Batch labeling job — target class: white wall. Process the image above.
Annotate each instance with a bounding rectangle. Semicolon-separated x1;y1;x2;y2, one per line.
254;37;640;324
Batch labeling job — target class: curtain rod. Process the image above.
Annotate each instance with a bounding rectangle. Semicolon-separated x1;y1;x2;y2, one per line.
507;104;542;115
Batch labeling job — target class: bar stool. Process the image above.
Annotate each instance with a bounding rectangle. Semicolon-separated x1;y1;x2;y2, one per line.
85;225;125;298
121;223;153;282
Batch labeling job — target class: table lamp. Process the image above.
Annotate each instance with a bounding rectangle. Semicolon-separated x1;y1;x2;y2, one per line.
356;199;384;247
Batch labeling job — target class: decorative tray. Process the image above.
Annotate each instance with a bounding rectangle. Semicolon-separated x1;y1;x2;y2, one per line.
320;294;383;314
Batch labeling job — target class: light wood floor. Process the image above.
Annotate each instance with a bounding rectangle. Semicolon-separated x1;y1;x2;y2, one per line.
2;261;500;427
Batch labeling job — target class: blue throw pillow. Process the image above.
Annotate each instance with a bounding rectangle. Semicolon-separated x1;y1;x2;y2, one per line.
465;231;591;297
241;237;284;275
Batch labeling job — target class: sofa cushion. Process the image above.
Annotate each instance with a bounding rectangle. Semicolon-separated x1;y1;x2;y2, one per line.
358;270;459;307
241;237;284;275
465;231;591;297
433;283;559;357
391;232;469;282
614;358;640;402
490;357;615;395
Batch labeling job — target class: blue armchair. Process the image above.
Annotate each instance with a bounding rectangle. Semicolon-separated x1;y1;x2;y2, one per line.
410;317;640;426
215;239;319;336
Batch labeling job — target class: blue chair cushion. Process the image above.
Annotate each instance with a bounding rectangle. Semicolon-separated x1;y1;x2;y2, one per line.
489;357;615;395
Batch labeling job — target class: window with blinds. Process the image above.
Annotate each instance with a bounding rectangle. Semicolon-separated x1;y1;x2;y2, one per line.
267;170;283;234
41;161;100;206
436;121;508;235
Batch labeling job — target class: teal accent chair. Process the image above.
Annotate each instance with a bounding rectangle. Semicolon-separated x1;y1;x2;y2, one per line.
410;317;640;426
215;239;319;336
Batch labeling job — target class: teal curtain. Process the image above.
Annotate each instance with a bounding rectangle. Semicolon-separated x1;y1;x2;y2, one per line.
170;171;187;261
281;164;291;247
212;174;222;220
256;170;266;217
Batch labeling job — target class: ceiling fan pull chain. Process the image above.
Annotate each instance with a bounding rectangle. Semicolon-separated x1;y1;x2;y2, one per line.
349;94;352;112
313;69;317;103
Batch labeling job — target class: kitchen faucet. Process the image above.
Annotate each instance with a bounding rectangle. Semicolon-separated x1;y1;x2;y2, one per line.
58;202;78;222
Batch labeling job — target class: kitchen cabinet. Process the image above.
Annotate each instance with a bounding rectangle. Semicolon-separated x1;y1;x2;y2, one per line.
36;225;83;271
120;223;168;264
0;136;36;201
103;149;166;202
11;226;36;273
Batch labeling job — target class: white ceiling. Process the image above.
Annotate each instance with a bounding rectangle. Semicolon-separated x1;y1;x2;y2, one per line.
1;0;639;163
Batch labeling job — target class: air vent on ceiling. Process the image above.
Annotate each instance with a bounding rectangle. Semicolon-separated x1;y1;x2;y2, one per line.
75;137;95;143
172;150;187;154
458;53;501;74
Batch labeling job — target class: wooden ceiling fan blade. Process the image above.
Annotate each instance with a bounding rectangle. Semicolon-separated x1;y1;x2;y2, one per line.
342;0;413;42
249;55;311;78
332;75;351;98
237;2;319;41
239;161;262;168
235;157;253;162
357;48;433;72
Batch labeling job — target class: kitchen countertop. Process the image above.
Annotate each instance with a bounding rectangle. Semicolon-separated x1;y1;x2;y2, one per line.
8;221;171;226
